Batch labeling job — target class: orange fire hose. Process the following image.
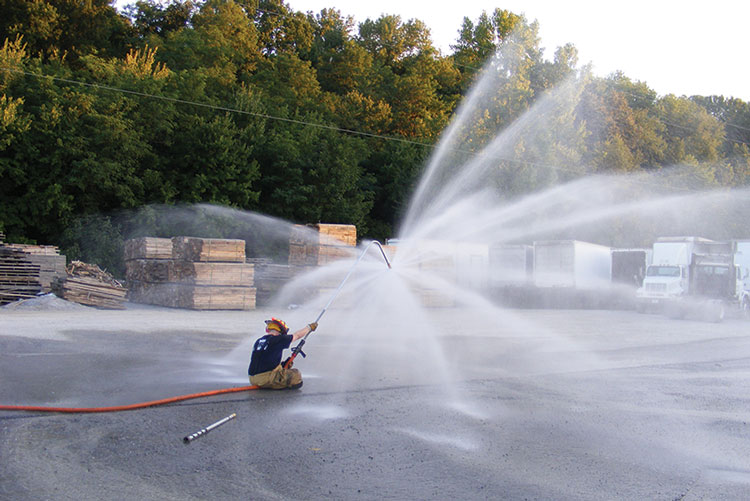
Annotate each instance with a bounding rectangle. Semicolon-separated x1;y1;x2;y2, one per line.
0;385;259;413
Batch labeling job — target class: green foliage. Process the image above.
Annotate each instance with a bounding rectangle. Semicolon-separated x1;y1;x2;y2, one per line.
0;0;747;270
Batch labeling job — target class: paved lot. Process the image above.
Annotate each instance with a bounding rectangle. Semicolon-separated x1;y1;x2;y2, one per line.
2;301;750;500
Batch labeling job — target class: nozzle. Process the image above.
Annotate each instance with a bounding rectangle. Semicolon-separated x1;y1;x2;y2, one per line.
372;240;392;269
183;413;237;444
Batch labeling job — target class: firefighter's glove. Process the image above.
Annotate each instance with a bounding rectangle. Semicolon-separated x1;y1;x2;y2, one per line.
308;322;318;332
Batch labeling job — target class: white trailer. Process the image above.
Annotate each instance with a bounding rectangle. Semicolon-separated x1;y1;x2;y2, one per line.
533;240;612;289
489;244;533;287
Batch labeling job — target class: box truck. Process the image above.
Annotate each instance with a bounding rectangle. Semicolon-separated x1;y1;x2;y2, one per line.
637;237;749;321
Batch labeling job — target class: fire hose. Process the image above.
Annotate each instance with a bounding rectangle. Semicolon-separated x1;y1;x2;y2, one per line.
0;386;258;413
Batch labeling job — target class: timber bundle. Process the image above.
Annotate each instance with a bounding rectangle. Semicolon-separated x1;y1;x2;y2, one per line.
289;224;358;307
289;224;357;267
0;234;67;306
125;236;256;310
248;258;292;307
52;261;128;309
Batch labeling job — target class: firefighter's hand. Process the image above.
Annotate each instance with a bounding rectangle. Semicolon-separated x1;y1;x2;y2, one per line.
308;322;318;332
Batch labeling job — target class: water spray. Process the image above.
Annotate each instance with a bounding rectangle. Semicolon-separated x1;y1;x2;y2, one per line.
183;412;237;444
284;240;391;368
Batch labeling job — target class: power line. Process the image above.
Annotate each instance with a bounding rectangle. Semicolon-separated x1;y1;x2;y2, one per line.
0;66;742;191
119;1;750;142
0;66;436;150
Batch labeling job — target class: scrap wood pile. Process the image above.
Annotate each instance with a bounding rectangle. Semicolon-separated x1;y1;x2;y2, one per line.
52;261;128;309
125;236;256;310
0;235;67;306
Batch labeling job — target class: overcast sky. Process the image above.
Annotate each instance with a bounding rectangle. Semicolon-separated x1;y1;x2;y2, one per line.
284;0;748;101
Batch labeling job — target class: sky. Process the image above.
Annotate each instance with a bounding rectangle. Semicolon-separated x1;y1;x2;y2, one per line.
283;0;748;101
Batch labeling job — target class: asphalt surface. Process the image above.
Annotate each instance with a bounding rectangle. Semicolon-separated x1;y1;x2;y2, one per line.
2;301;750;500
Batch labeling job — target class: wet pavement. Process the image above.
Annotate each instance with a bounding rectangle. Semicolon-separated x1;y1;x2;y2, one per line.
2;303;750;500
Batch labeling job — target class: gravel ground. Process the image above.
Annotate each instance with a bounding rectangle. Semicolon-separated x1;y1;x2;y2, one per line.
2;299;750;500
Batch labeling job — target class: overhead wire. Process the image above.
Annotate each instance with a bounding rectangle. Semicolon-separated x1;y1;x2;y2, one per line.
2;12;748;193
119;2;750;147
0;65;735;194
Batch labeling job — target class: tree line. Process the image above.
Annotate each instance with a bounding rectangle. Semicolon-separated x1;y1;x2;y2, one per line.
1;0;748;273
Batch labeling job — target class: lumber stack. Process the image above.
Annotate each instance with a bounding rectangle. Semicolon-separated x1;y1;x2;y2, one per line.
249;258;293;307
0;246;41;305
5;244;67;292
417;252;456;308
287;224;358;308
125;236;256;310
0;240;67;305
124;237;173;260
288;224;357;266
52;261;128;309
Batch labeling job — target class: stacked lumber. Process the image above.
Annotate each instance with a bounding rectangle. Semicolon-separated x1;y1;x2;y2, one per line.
172;236;245;262
124;237;173;260
417;252;455;308
0;246;41;305
0;240;67;305
52;261;128;309
126;259;254;286
289;224;357;266
249;258;292;307
287;224;358;308
125;236;256;310
5;244;67;291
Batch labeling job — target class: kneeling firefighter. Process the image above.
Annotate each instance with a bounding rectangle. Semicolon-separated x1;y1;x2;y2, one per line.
248;318;317;389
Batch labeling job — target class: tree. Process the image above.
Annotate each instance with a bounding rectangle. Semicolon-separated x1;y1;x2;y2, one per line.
0;0;132;60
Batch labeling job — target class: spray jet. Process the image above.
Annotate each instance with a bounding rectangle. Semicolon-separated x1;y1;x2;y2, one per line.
284;240;391;369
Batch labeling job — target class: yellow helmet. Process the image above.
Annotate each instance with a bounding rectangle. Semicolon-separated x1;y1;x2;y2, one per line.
265;317;289;335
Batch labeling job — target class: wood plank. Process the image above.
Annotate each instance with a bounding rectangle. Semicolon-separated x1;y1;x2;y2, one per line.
171;237;246;263
124;237;173;260
128;280;255;310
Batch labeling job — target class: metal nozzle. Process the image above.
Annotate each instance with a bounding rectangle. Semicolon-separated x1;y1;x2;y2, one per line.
183;413;237;444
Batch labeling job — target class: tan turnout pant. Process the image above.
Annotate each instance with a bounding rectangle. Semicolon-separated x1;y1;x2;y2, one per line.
249;364;302;389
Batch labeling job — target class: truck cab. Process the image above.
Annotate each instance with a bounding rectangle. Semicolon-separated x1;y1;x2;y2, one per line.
639;263;686;299
635;238;704;311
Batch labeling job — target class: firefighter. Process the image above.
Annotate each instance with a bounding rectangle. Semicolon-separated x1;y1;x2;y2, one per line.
248;318;317;389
